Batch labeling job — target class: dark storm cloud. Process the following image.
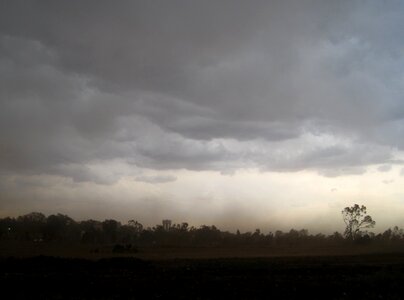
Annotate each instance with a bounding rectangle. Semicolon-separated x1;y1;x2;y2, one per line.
1;0;404;182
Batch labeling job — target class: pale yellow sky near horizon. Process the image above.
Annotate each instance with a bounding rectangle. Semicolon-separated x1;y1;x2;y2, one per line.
1;163;404;234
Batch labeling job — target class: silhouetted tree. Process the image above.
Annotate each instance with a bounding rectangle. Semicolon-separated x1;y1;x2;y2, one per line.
44;213;77;241
128;220;143;236
80;219;102;243
342;204;375;240
180;222;189;231
17;212;46;241
102;219;120;243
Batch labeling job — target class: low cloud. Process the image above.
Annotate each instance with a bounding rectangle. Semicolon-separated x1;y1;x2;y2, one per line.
135;175;177;184
378;165;392;172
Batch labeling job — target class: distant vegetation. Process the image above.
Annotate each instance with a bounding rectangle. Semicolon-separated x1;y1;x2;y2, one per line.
0;206;403;250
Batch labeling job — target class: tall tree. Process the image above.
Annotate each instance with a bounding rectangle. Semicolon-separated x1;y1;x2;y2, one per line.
342;204;375;240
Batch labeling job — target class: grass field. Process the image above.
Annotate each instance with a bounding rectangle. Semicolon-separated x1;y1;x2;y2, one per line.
3;240;404;259
2;246;404;299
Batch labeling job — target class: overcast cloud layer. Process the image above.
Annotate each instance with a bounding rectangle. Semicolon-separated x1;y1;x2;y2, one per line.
1;0;404;184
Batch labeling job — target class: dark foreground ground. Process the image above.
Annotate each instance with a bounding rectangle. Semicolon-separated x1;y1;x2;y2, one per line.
2;254;404;299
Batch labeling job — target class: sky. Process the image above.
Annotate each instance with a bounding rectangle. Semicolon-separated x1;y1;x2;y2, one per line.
1;0;404;233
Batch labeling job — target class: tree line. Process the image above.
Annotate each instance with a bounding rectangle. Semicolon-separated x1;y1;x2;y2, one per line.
0;205;403;249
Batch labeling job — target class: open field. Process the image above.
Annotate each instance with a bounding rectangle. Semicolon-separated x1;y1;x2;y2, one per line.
2;240;404;259
2;253;404;299
3;242;404;299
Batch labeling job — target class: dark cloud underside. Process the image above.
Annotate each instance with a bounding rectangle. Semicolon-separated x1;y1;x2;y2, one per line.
1;0;404;183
